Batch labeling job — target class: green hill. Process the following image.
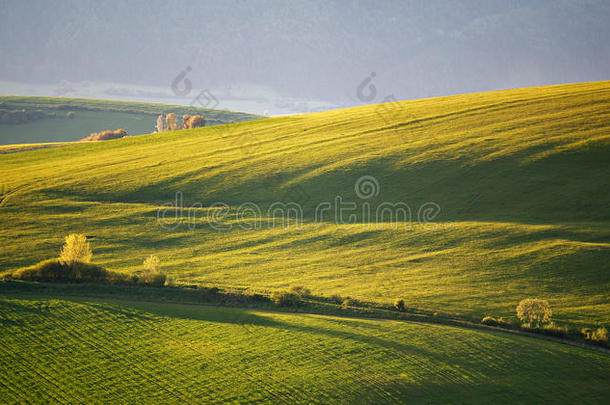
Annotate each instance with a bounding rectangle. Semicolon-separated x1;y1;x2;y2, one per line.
0;96;260;144
1;81;609;328
1;289;608;403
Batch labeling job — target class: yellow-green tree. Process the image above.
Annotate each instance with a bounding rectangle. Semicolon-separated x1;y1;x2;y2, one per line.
516;298;552;327
141;255;166;287
59;234;92;265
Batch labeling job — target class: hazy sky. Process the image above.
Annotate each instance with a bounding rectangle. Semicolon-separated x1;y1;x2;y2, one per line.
1;0;609;109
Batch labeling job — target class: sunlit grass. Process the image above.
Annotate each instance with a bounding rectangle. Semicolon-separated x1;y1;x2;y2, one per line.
1;296;608;403
1;81;609;326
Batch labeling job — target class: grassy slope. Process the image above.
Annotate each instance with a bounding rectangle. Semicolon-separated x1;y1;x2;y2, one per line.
0;95;260;144
1;82;609;326
1;293;609;404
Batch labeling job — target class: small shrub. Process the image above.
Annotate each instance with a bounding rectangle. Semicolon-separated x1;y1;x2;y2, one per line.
330;294;343;304
496;317;513;329
59;234;92;265
481;316;499;327
393;298;406;312
592;327;608;344
223;288;250;304
271;290;300;307
107;271;133;285
581;327;593;339
225;288;253;304
81;128;128;142
516;298;552;327
289;285;311;298
542;322;569;338
342;298;355;309
165;276;176;287
140;255;166;287
198;286;221;302
143;255;160;272
249;293;268;302
74;261;109;281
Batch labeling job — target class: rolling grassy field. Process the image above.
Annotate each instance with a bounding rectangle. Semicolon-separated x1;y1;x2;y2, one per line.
0;96;260;144
1;290;609;403
1;81;609;329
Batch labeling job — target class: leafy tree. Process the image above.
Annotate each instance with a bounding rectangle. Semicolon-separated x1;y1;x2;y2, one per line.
516;298;552;327
393;298;406;312
592;327;608;344
270;290;300;306
141;255;166;287
59;234;92;265
289;285;311;298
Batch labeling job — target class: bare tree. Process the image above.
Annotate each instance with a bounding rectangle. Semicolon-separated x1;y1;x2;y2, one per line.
156;114;164;132
186;115;205;128
182;114;191;129
165;113;178;131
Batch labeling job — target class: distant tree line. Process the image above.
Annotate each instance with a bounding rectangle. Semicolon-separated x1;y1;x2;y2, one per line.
0;103;76;124
156;113;205;132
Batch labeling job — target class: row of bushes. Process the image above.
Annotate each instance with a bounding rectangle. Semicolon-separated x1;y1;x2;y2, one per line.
0;109;75;124
4;236;607;349
3;258;167;288
156;113;206;132
199;285;361;309
481;297;608;347
198;286;270;305
2;234;166;288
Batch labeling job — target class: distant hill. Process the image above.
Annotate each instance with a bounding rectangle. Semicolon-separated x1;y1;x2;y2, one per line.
0;95;260;144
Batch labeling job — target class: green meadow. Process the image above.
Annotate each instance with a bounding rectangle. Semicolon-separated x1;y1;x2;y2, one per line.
1;81;609;327
1;81;610;403
1;292;609;403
